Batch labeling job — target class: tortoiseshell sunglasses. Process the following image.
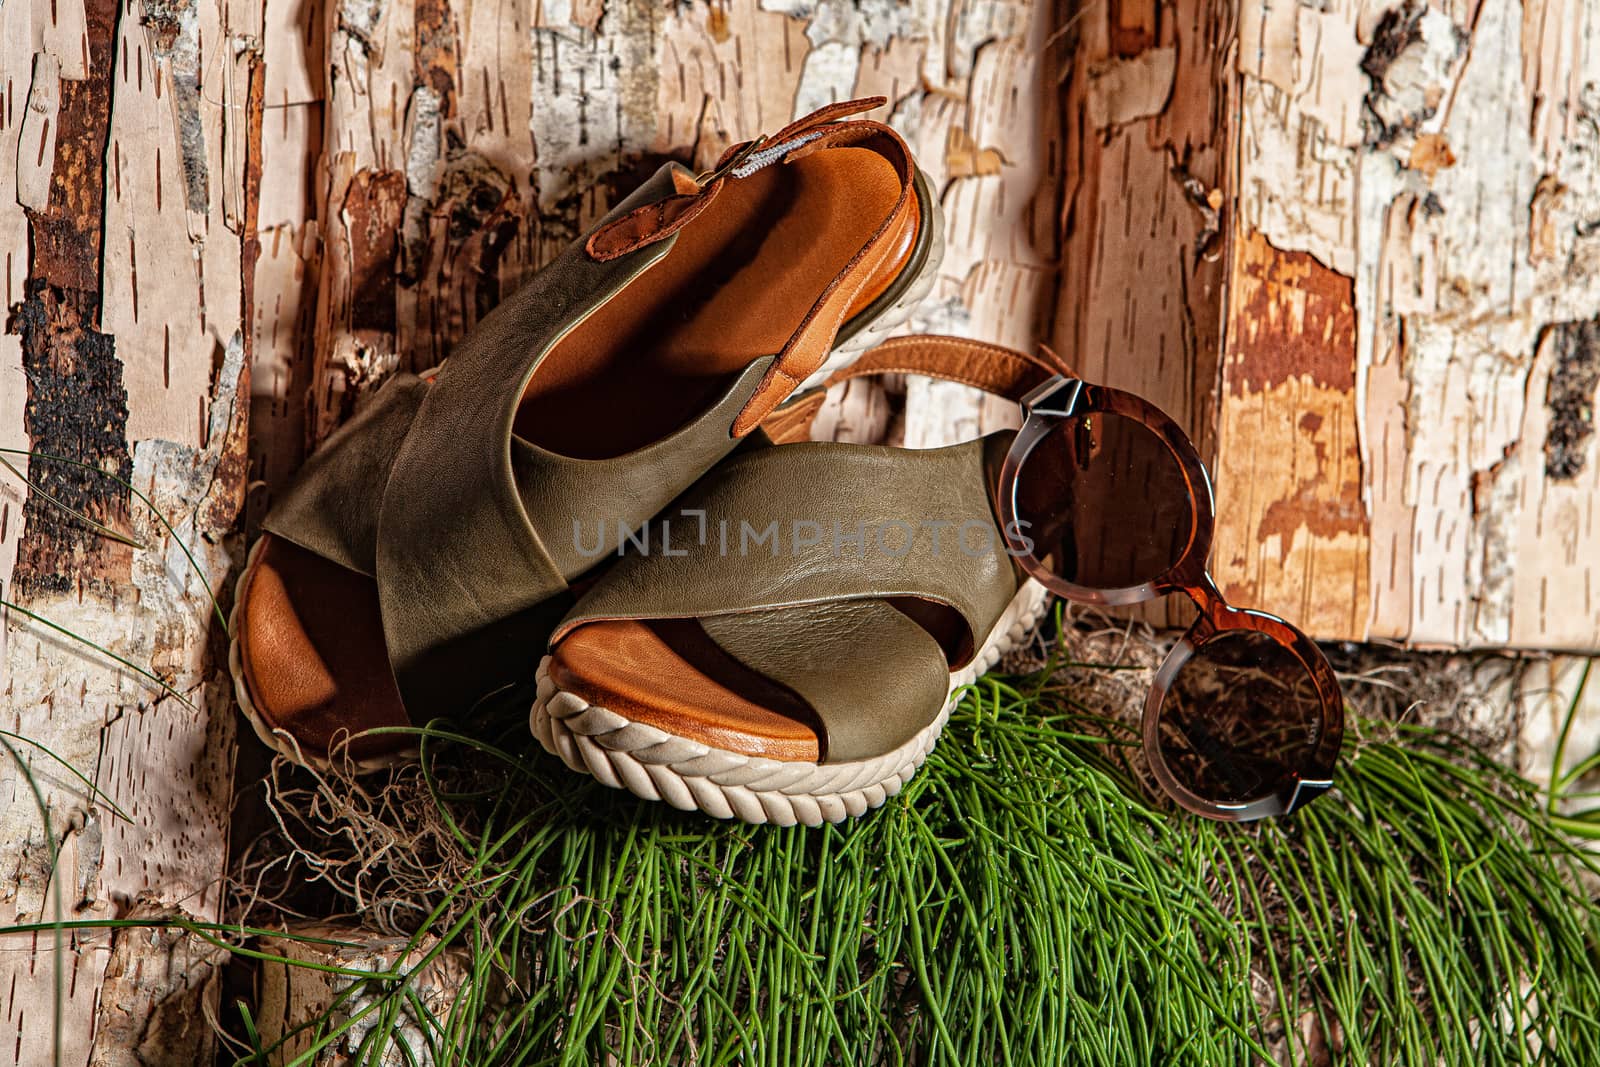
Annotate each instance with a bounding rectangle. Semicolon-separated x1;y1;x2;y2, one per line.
996;375;1344;821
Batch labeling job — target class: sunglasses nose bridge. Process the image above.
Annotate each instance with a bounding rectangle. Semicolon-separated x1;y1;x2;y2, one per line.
1182;568;1228;619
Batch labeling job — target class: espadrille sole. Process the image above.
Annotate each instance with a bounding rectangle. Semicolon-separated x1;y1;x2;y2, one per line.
528;578;1052;826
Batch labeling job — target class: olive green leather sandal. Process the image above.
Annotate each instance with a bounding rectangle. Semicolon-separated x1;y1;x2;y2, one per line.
530;338;1070;825
229;99;940;770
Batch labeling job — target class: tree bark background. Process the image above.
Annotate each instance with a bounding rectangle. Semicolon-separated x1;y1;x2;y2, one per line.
1213;0;1600;649
1047;0;1600;646
2;0;254;1060
3;0;1600;1061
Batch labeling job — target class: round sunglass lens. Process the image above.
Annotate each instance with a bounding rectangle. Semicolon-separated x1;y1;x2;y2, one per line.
1155;630;1327;807
1014;411;1197;590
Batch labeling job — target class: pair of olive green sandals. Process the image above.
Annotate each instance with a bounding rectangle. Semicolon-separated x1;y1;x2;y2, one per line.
227;100;1091;825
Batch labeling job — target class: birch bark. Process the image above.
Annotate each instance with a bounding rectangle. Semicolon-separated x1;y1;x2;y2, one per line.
1213;0;1600;649
0;0;259;1060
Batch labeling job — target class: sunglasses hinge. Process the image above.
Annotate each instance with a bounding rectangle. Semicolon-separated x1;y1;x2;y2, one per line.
1020;375;1086;418
1284;777;1333;814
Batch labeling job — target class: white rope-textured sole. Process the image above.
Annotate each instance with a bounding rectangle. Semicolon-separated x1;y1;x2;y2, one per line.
529;579;1052;827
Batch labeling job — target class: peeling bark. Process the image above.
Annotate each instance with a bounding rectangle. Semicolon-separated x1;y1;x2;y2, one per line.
1211;230;1370;639
254;925;492;1067
8;279;132;599
1;0;254;1059
86;902;229;1067
10;0;129;602
1227;0;1600;650
1049;0;1230;628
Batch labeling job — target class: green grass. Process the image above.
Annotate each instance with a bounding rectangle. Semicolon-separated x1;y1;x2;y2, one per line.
225;655;1600;1067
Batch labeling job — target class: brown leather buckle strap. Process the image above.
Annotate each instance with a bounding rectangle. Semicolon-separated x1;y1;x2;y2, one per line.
729;117;920;437
587;96;923;438
586;96;894;264
549;436;1020;761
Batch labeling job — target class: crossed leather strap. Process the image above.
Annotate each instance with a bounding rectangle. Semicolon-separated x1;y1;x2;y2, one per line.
553;335;1082;762
761;334;1077;445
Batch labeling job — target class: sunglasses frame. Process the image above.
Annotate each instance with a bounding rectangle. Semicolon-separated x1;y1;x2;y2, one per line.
996;375;1344;821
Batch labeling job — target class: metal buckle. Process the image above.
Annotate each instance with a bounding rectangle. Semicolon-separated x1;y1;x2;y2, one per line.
696;134;769;186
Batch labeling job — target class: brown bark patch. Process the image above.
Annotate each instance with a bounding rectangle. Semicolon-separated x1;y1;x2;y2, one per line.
1407;133;1456;176
1257;424;1368;546
8;0;131;600
26;0;117;292
1108;0;1159;57
414;0;460;111
1543;316;1600;481
1227;229;1358;396
707;1;731;42
344;169;408;336
1213;229;1369;630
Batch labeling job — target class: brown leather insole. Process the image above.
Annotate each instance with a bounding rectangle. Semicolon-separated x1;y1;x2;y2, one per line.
241;148;916;760
237;536;412;762
515;146;907;458
547;596;971;764
549;619;827;760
